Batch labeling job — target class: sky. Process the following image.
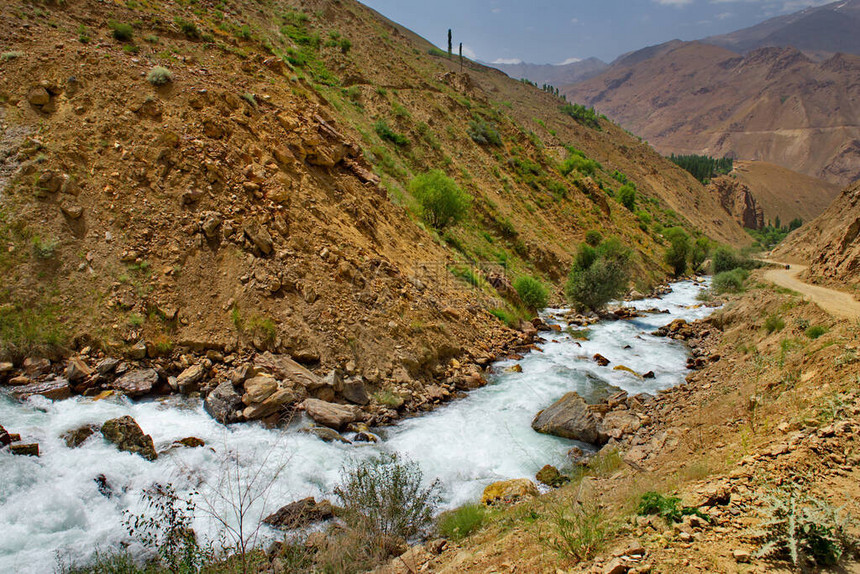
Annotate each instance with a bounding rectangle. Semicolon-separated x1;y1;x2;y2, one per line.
360;0;835;64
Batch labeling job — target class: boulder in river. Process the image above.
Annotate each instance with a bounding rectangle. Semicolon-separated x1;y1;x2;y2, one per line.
10;443;39;456
536;464;568;487
12;377;71;401
531;392;607;445
173;364;206;394
111;369;159;398
204;381;244;424
481;478;539;505
255;352;325;391
62;424;100;448
66;357;93;382
242;388;297;421
101;415;158;461
300;426;351;444
592;354;610;367
174;437;205;448
263;497;334;529
302;399;358;430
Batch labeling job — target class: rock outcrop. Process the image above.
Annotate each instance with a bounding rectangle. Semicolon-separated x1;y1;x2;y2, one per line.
481;478;539;505
100;416;158;461
709;176;764;230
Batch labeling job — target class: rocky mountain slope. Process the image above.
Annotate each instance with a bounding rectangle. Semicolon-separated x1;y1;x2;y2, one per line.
731;160;841;225
707;176;763;230
703;0;860;58
774;180;860;291
0;0;748;400
564;41;860;186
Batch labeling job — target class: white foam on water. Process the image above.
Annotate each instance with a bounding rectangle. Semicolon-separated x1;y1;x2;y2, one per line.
0;280;715;572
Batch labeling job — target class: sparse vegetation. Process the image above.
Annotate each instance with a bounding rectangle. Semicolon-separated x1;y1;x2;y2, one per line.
146;66;172;86
174;17;200;39
1;51;24;62
764;313;785;333
409;170;471;229
467;119;502;146
805;325;827;339
560;103;600;130
637;491;708;524
374;120;409;147
543;497;613;562
560;148;600;177
617;184;636;211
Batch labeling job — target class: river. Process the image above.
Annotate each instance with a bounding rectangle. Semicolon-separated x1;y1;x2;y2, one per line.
0;279;714;572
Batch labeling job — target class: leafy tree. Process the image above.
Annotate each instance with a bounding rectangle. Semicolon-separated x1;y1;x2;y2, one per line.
668;154;733;183
691;237;710;272
565;237;632;312
514;276;549;310
617;184;636;211
409;170;471;229
447;29;452;59
664;227;691;277
560;103;600;130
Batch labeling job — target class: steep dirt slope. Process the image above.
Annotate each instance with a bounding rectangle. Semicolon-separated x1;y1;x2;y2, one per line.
0;0;747;392
731;160;841;224
564;42;860;186
774;180;860;292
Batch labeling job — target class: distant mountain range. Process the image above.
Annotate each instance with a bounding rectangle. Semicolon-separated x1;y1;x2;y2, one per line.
702;0;860;58
481;57;607;87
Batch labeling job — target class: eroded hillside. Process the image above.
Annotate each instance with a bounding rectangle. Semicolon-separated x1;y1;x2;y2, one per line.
0;0;747;387
564;42;860;186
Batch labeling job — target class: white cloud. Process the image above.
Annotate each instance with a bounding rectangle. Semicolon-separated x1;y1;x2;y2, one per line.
491;7;501;13
460;44;478;60
492;58;523;64
556;57;582;65
654;0;694;6
716;11;734;19
570;17;579;23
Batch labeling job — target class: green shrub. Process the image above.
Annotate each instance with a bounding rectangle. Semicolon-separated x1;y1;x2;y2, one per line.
109;20;134;42
584;230;603;247
637;491;708;524
374;120;408;147
755;483;858;567
490;307;519;327
334;453;440;540
711;246;755;274
560;103;600;129
765;314;785;333
514;276;549;310
1;51;23;62
409;170;470;229
610;170;628;184
174;17;200;39
560;153;599;177
565;237;631;312
617;184;636;211
712;268;748;294
437;503;486;541
543;500;612;561
805;325;828;339
146;66;172;86
31;235;57;258
467;119;501;146
664;226;690;277
691;237;710;271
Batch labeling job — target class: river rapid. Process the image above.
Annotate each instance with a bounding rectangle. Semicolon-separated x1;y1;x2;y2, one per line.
0;280;715;572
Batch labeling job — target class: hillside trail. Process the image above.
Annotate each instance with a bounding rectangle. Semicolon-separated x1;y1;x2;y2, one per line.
759;260;860;320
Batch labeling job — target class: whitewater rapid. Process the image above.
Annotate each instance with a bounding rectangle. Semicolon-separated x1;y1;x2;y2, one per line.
0;280;714;572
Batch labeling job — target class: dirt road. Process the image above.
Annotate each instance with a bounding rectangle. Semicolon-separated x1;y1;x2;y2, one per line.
760;261;860;321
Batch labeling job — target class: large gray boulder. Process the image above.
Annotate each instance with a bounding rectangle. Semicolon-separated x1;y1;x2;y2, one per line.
111;369;159;398
531;392;607;445
204;381;244;424
101;416;157;461
12;377;71;401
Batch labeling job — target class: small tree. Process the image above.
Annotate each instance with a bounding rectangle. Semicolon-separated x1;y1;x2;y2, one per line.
447;29;452;59
664;227;691;277
514;276;549;311
691;236;710;271
565;237;631;312
617;184;636;211
459;42;463;72
409;170;471;229
334;453;440;540
584;230;603;247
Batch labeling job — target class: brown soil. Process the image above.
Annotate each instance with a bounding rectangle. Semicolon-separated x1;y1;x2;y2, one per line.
761;262;860;320
564;43;860;186
0;0;748;393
